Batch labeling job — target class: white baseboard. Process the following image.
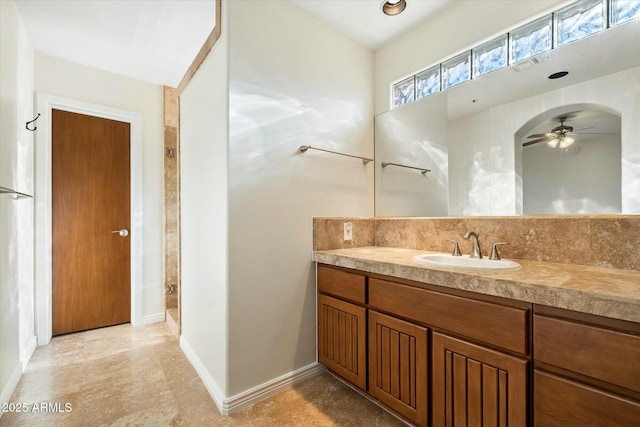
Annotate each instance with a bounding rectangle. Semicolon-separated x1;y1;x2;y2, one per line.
179;336;326;416
0;362;23;414
139;312;165;325
224;362;326;415
21;335;38;370
179;336;225;413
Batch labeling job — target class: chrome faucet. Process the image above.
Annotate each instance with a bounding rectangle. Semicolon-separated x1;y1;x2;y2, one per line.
463;231;482;258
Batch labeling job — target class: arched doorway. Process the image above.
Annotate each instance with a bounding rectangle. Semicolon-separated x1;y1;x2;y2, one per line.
515;104;621;214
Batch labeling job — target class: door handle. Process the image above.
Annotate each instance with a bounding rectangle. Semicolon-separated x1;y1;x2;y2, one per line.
111;229;129;237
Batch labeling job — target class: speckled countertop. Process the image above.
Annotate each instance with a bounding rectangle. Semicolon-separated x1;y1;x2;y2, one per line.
313;247;640;323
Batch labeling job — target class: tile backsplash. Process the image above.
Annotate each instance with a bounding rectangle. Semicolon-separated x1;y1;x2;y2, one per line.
313;218;375;251
314;215;640;271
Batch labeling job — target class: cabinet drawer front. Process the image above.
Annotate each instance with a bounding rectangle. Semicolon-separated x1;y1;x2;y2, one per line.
318;265;366;304
369;278;529;354
534;370;640;427
534;315;640;393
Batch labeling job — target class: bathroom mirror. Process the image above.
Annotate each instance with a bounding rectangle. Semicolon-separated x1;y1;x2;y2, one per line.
374;20;640;217
519;107;621;214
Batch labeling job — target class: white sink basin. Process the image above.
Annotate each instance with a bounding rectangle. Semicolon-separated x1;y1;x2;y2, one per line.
413;253;520;270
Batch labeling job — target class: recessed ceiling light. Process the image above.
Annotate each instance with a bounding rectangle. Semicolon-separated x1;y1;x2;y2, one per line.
548;71;569;79
382;0;406;16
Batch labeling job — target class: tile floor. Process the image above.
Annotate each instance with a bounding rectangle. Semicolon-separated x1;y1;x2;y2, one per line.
0;322;406;427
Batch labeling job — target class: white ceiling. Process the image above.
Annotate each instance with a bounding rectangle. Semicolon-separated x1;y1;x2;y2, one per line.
290;0;454;50
14;0;452;87
15;0;216;87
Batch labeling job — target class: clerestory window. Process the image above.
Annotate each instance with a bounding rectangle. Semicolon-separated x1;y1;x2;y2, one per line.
391;0;640;109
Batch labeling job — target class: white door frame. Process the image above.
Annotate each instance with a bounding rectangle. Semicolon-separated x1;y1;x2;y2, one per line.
34;93;143;345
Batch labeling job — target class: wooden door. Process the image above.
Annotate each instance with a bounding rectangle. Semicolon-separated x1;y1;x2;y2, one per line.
52;109;131;335
432;332;528;427
318;294;367;390
369;310;428;427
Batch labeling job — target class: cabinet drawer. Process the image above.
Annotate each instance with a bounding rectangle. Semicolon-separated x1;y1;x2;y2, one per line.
534;370;640;427
534;315;640;393
318;265;366;304
369;278;529;354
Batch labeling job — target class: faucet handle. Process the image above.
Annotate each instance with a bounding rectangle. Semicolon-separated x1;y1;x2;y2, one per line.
489;242;509;260
446;239;462;256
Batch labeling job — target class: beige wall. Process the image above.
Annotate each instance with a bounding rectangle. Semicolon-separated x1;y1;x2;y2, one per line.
34;54;165;320
227;0;374;398
0;0;35;410
180;0;375;409
180;1;229;402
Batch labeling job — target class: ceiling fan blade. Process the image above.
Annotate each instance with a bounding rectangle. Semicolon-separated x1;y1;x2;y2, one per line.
573;132;616;135
527;133;554;139
574;126;595;132
523;137;549;146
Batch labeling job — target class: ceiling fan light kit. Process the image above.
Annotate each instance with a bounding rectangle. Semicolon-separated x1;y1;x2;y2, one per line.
524;116;597;149
559;136;575;148
547;135;575;148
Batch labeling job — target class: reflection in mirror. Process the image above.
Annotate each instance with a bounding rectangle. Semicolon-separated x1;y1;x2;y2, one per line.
375;20;640;217
519;107;621;214
374;93;448;217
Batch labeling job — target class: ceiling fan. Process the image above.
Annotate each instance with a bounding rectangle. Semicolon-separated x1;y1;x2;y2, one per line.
523;116;608;149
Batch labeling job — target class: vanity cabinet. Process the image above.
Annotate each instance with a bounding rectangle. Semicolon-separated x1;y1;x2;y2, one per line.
316;256;640;427
317;264;531;427
368;277;530;427
369;310;428;427
317;266;367;390
533;307;640;427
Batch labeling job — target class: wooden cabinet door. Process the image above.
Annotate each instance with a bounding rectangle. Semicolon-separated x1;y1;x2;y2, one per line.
432;332;528;427
318;294;367;390
534;370;640;427
369;310;428;427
